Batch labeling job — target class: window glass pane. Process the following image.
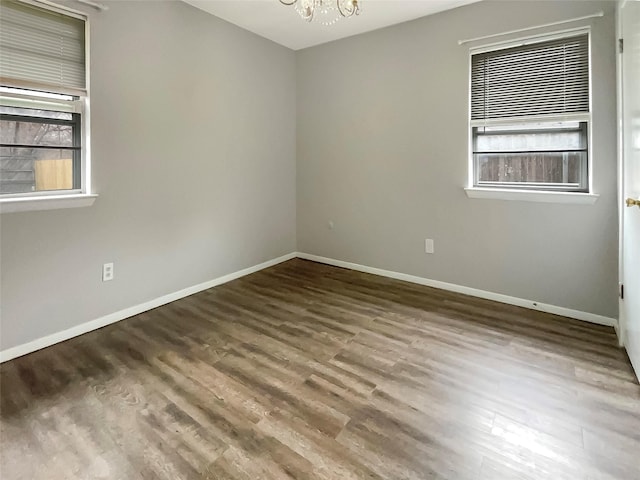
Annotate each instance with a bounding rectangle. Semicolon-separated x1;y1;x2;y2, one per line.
476;152;585;185
481;121;580;132
0;118;75;147
0;105;73;120
0;86;75;101
0;146;75;194
475;122;587;152
476;130;585;152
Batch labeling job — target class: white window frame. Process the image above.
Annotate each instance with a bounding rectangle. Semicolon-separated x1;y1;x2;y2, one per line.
0;0;96;213
464;27;599;205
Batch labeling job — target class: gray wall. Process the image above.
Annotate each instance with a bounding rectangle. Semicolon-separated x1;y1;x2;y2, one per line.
0;1;297;350
296;1;619;318
0;0;620;353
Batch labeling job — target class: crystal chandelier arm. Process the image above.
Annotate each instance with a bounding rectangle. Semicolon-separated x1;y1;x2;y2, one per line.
279;0;298;6
304;4;314;22
337;0;359;17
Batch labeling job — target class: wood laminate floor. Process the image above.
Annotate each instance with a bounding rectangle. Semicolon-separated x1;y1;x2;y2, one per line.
1;259;639;480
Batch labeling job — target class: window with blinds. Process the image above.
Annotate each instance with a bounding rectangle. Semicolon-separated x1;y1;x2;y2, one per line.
0;0;88;198
469;32;591;193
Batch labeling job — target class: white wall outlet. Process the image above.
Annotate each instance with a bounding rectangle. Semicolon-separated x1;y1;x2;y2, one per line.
102;262;114;282
328;220;334;230
425;239;434;254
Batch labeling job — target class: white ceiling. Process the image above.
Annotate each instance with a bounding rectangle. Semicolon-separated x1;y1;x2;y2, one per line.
182;0;481;50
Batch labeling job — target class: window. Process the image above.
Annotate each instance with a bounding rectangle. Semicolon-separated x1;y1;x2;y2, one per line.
0;0;89;200
469;33;591;193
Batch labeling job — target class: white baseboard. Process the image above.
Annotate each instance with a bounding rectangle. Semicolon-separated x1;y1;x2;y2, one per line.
1;250;618;363
0;252;297;363
296;252;618;329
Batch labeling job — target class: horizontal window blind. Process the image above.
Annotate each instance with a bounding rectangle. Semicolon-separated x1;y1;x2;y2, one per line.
0;0;86;95
471;34;589;121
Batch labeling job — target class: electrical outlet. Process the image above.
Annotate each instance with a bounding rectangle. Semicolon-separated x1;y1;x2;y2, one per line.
102;262;114;282
425;239;434;254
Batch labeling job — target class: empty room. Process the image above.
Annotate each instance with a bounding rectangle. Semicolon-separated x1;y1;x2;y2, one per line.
0;0;639;478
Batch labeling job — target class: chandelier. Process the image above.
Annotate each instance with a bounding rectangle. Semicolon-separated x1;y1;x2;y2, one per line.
279;0;361;26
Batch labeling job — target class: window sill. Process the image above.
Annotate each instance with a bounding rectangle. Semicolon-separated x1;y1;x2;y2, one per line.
0;193;98;213
464;188;599;205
